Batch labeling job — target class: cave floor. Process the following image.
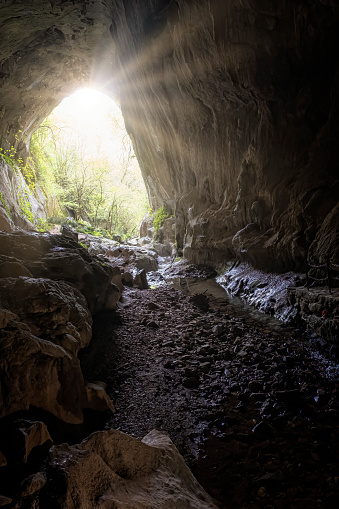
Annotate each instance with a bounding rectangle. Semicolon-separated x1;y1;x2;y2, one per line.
81;275;339;509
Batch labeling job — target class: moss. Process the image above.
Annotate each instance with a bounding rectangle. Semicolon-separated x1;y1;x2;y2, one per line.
18;190;34;223
0;191;11;217
153;206;170;238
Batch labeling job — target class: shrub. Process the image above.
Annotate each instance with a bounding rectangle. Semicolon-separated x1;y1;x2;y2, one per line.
153;206;170;238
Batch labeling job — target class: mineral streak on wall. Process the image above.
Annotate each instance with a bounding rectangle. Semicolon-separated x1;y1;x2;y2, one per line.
0;0;338;271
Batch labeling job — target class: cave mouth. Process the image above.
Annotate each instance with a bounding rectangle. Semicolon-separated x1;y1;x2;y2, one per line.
30;87;149;239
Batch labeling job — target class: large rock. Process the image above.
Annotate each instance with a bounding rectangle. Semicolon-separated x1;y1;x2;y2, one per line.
0;231;120;424
25;429;218;509
0;231;122;314
0;419;52;465
0;277;92;353
0;311;87;423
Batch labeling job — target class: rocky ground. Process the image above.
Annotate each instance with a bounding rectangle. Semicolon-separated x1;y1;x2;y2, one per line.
81;267;339;509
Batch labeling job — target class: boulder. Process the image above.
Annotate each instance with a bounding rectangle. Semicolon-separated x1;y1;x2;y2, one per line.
0;420;52;465
0;277;92;353
134;269;149;290
32;429;219;509
0;232;122;315
61;225;78;242
0;313;87;423
121;271;134;286
84;382;115;414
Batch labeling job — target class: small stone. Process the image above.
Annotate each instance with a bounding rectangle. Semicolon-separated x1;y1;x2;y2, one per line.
212;325;223;336
248;380;263;392
147;302;160;310
147;320;159;329
252;421;276;436
258;487;267;498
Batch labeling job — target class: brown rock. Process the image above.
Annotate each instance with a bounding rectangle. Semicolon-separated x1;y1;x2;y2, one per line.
122;271;134;286
0;318;87;423
0;232;122;314
0;277;92;353
0;420;52;464
20;472;47;497
40;429;219;508
0;495;12;507
0;259;32;278
84;382;115;414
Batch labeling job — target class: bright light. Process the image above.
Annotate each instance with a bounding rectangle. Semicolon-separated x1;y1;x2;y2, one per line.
52;88;127;161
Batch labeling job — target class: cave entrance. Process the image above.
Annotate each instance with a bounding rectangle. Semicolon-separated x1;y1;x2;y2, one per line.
30;88;149;240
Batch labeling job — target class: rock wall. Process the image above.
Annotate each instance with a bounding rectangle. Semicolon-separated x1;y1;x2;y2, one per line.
0;159;46;231
0;0;338;271
115;0;339;271
0;231;121;424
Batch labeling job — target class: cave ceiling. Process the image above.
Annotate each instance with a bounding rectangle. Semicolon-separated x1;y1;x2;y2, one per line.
0;0;338;270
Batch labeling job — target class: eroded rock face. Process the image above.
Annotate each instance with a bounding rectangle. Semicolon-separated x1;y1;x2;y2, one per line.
114;0;339;271
0;231;121;314
0;231;121;424
0;309;87;423
0;1;338;271
21;429;218;509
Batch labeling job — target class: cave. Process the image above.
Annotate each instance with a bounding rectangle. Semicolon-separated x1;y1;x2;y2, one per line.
0;1;339;508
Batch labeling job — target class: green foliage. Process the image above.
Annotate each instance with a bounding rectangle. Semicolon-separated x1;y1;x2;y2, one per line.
18;190;34;223
36;218;50;232
62;218;114;240
0;192;11;217
153;206;170;237
0;131;24;171
28;111;149;238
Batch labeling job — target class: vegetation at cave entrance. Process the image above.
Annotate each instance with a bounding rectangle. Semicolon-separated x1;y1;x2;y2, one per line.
26;90;149;239
153;206;170;238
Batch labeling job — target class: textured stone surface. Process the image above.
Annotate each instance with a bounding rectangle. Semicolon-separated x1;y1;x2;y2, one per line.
28;429;218;509
0;231;120;424
0;1;338;270
288;286;339;343
0;160;45;230
0;310;87;423
0;419;52;465
0;231;122;314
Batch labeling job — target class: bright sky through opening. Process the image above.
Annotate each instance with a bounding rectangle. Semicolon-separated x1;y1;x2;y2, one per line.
53;88;130;162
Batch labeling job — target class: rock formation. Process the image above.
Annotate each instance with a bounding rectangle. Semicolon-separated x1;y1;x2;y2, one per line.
0;0;338;272
0;232;121;424
17;429;218;509
0;2;338;504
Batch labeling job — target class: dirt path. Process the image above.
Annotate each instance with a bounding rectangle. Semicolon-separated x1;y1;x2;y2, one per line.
81;280;339;509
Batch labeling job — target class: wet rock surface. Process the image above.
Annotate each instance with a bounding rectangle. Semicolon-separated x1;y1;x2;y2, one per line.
80;277;339;509
217;262;339;344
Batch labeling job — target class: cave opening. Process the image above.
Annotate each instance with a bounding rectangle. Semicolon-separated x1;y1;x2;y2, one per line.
29;87;149;240
0;1;338;507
